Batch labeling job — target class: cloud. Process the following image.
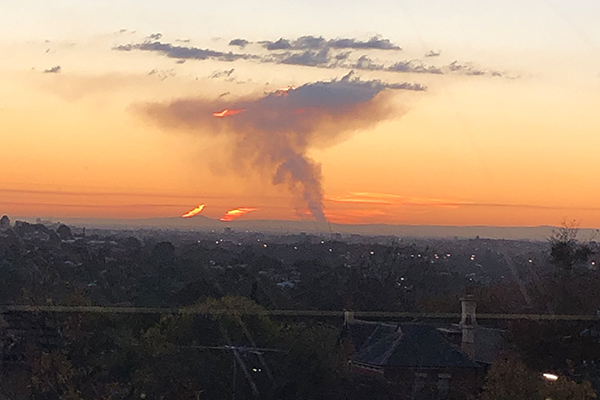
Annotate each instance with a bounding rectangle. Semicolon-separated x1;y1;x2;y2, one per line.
147;32;163;40
326;192;600;211
265;38;292;50
229;38;250;48
148;68;176;80
140;72;422;222
350;55;385;71
114;41;257;62
388;60;443;74
424;50;441;57
114;37;513;80
329;36;401;50
448;60;484;75
44;66;62;73
385;59;511;78
210;68;235;78
327;192;471;208
292;36;326;50
280;49;331;67
262;35;401;51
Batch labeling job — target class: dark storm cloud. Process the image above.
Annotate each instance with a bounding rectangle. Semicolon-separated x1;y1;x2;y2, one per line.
229;38;250;48
141;71;424;222
44;66;62;73
114;41;257;62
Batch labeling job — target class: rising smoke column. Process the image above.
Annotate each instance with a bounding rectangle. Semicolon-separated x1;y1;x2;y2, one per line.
143;72;422;222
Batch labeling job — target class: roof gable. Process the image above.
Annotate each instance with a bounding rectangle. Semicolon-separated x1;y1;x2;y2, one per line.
352;323;478;369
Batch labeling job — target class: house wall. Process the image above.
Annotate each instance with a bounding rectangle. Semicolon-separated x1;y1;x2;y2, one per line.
383;366;482;399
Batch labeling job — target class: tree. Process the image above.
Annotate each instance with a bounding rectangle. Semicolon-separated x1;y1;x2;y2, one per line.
542;377;596;400
550;221;593;276
480;357;596;400
480;357;543;400
56;224;73;240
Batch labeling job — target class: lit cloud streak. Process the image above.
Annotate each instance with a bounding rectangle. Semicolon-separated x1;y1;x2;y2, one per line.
182;204;206;218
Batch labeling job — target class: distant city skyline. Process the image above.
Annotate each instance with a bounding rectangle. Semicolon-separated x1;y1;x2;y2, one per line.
1;1;600;227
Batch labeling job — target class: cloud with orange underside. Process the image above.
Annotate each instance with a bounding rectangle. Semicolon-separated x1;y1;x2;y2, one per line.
219;207;258;222
182;204;205;218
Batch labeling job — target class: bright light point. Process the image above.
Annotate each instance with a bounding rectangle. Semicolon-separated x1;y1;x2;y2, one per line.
543;373;559;381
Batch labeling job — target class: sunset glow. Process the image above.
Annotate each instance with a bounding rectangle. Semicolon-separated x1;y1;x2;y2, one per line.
212;109;247;118
273;87;294;97
2;1;600;229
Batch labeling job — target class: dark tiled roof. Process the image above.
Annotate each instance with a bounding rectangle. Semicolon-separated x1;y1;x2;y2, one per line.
436;325;506;365
473;327;505;365
345;319;397;352
351;322;478;369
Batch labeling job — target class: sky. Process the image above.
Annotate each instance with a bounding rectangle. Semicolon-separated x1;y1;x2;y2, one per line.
1;1;600;227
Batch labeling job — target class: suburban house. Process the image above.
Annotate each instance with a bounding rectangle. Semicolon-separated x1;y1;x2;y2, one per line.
342;295;506;399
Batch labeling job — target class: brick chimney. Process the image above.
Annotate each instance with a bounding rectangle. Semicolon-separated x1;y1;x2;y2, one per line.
459;293;477;359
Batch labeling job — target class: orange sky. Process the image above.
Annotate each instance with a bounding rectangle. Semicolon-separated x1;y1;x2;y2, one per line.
1;26;600;227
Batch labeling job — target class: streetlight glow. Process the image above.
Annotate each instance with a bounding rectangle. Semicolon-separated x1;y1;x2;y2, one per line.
543;373;559;381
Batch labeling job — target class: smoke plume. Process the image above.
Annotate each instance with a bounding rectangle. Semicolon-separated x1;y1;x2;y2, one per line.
142;72;419;222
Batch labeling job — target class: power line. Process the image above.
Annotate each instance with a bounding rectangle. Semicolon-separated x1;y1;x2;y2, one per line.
0;305;597;321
